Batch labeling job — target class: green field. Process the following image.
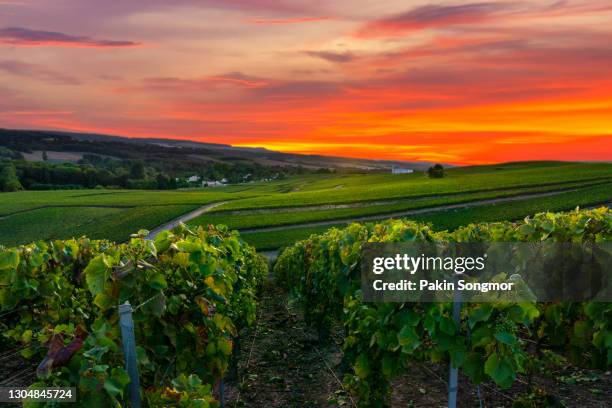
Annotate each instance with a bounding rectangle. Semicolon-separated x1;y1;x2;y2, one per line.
242;182;612;249
1;161;611;248
212;162;612;210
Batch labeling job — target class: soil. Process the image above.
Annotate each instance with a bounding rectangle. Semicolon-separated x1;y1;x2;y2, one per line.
1;281;609;408
223;282;345;407
222;282;611;408
0;345;37;408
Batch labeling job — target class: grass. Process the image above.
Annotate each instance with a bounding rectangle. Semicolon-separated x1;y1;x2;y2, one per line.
1;161;611;248
0;205;198;247
240;182;612;250
214;162;612;211
189;180;610;230
0;187;266;246
0;190;236;215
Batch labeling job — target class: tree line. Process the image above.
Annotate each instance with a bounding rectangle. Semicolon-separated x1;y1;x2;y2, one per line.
0;154;312;192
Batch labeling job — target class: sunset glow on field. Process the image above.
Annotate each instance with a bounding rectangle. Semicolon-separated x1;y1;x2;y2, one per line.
1;0;611;164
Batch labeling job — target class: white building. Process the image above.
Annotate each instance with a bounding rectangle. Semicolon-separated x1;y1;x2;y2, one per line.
391;167;413;174
186;175;201;183
203;180;225;187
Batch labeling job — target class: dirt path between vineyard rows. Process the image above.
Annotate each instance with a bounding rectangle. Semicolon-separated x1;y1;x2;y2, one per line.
145;201;228;239
221;281;612;408
214;178;612;216
223;282;345;407
239;188;577;233
143;184;610;241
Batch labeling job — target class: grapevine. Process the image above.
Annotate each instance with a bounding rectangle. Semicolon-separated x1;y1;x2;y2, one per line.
0;223;267;407
273;207;611;406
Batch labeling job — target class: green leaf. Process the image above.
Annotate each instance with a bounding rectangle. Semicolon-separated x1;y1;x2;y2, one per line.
217;338;232;356
450;349;467;368
518;224;536;236
148;273;167;290
354;353;370;379
145;240;157;258
484;353;515;388
21;329;33;344
471;327;494;348
94;293;115;311
0;249;19;270
573;320;591;339
494;331;517;346
424;314;436;335
85;255;111;296
468;304;492;328
462;352;485;383
397;325;420;350
0;288;18;310
439;317;457;335
143;292;166;317
104;367;129;398
175;241;201;253
381;355;397;377
396;309;420;327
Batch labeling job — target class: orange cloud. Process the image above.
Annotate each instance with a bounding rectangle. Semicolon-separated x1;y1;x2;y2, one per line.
2;1;612;165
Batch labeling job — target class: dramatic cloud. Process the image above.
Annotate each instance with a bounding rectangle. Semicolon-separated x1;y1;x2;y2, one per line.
356;2;510;37
0;27;140;47
1;0;611;163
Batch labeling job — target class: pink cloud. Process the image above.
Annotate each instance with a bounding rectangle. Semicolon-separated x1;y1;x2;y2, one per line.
142;72;269;91
305;50;356;63
0;59;80;84
245;16;330;24
355;2;511;38
0;26;140;47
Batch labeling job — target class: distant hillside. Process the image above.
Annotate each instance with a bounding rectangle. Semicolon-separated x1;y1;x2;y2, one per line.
0;128;435;171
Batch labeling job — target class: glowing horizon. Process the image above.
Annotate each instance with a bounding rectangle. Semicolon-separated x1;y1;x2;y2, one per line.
1;0;611;165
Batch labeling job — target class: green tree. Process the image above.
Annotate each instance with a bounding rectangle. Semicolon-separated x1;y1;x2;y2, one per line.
427;163;445;179
0;161;23;192
129;160;145;179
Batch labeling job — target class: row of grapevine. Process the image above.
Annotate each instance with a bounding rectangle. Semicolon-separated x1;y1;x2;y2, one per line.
273;207;611;407
0;224;268;407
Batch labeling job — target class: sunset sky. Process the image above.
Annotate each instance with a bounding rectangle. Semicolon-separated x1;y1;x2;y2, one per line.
0;0;611;164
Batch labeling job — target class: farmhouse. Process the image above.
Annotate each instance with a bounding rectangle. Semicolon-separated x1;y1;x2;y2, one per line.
391;167;413;174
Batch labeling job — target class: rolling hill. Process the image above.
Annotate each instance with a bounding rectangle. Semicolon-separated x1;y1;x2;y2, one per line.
0;128;435;171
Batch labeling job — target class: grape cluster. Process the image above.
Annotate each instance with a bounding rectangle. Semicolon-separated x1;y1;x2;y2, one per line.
495;313;517;334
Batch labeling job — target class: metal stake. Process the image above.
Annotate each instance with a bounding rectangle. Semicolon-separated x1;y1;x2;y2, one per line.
448;277;462;408
119;301;142;408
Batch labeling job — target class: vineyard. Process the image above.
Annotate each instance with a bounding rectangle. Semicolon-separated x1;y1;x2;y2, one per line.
273;208;611;407
1;208;610;406
0;225;267;407
1;162;611;250
1;162;611;406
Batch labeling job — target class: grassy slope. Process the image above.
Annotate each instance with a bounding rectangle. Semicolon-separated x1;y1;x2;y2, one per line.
241;182;612;250
190;180;610;230
215;162;612;211
0;205;201;247
1;162;610;247
0;189;253;215
0;190;242;246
